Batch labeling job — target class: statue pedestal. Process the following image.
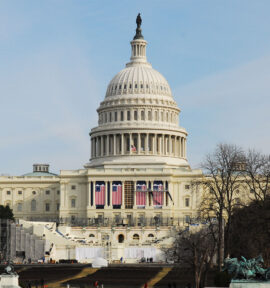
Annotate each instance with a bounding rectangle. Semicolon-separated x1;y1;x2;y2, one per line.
0;274;21;288
230;280;270;288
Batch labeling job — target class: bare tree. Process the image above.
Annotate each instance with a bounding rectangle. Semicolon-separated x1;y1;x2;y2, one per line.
200;143;244;270
166;224;217;288
243;150;270;205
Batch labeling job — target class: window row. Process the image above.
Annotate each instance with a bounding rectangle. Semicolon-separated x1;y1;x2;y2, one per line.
107;82;170;95
99;109;178;124
5;200;60;212
4;190;60;195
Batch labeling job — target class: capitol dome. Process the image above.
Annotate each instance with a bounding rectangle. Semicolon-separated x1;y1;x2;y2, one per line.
105;61;172;99
86;17;189;169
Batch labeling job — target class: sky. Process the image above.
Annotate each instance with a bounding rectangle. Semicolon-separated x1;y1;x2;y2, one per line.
1;0;270;175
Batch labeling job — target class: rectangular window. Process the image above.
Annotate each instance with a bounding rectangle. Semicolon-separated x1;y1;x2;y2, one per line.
45;203;50;212
127;111;130;120
71;185;76;190
56;203;60;211
105;113;107;123
71;199;76;208
185;215;190;223
7;191;11;195
185;185;190;190
185;198;190;207
57;190;60;195
134;111;137;120
46;190;50;195
115;111;117;121
18;191;22;195
17;203;22;212
155;111;158;121
121;111;124;121
109;112;112;122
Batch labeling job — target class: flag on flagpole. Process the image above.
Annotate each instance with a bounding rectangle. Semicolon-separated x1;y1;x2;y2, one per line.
131;145;137;152
95;184;105;205
112;184;122;205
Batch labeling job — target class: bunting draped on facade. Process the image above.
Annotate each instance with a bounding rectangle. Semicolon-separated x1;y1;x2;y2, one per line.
153;182;164;207
112;183;122;205
136;182;147;207
95;183;105;206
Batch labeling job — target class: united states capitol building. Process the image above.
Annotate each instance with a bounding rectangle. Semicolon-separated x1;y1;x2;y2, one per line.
0;16;202;263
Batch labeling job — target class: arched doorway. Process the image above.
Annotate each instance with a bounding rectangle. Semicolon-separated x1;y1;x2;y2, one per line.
118;234;124;243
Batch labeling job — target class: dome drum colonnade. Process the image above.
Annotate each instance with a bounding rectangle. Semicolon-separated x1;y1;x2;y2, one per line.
91;132;187;159
89;18;188;166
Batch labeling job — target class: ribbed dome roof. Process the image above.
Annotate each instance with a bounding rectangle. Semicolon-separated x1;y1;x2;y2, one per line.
105;64;172;98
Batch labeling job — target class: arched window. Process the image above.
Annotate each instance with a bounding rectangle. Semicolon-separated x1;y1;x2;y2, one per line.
31;199;36;211
148;111;152;120
134;111;138;120
148;233;154;238
89;234;95;237
133;234;140;240
118;234;124;243
141;111;145;121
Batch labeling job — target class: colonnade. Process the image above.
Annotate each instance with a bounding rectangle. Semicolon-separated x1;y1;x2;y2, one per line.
86;180;171;209
91;133;186;159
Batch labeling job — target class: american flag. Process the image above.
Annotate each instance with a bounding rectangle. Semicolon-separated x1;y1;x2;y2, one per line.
112;184;122;205
95;184;105;205
153;184;164;206
136;183;146;206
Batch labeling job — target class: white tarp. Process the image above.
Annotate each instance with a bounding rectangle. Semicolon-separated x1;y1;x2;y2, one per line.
124;247;165;261
92;257;108;268
75;247;104;262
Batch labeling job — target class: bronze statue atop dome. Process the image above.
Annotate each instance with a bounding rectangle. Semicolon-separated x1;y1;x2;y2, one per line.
136;13;142;29
134;13;144;40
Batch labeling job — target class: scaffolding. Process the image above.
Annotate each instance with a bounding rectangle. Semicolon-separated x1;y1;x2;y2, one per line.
124;181;134;209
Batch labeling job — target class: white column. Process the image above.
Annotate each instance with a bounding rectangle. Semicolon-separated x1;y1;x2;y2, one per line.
87;182;90;207
107;135;110;156
153;134;156;154
109;181;113;208
164;135;167;155
138;133;141;154
174;136;177;157
169;136;172;155
146;133;149;154
101;136;104;156
121;134;124;155
104;182;108;208
113;134;116;155
178;137;181;157
129;133;132;154
122;181;125;209
93;181;96;206
181;137;183;157
97;137;100;156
